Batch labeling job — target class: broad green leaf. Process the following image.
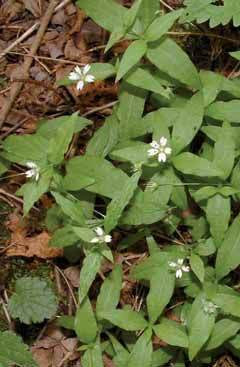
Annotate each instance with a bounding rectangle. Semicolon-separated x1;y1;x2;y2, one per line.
123;0;143;28
79;251;103;303
145;10;183;42
216;214;240;280
147;38;201;90
37;113;92;138
194;238;216;257
104;171;141;233
81;341;104;367
0;331;37;367
116;40;147;81
152;347;174;367
190;253;205;283
73;227;95;243
9;277;57;324
86;113;119;157
146;234;159;255
75;297;98;344
138;0;159;30
64;156;129;198
57;315;75;330
107;333;129;366
188;294;215;361
0;157;9;176
50;225;79;248
200;70;224;106
205;318;240;351
77;0;126;32
131;252;167;280
154;318;188;348
96;265;122;318
193;186;217;202
105;27;125;52
173;153;222;177
212;291;240;318
147;265;175;323
98;309;148;331
125;66;171;98
172;92;204;154
206;100;240;123
51;192;85;225
127;329;152;367
202;125;240;149
110;141;149;164
206;194;231;248
213;133;235;180
47;118;75;165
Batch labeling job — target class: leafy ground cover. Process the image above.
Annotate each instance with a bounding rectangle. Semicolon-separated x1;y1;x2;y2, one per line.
1;0;240;366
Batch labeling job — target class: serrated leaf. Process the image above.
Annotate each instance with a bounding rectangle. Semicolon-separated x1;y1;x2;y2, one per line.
0;331;37;367
98;309;148;331
206;194;231;248
190;253;205;283
127;329;152;367
173;153;222;177
205;318;240;351
9;277;57;324
147;38;201;89
116;40;147;81
145;10;183;42
81;340;104;367
172;92;204;154
216;214;240;280
154;318;188;348
104;171;141;233
75;297;98;344
96;265;122;318
79;251;103;303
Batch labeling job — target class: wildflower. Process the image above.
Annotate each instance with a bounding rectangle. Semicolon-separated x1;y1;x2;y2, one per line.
25;161;40;181
202;300;219;315
68;64;95;90
91;227;112;244
168;258;190;279
147;137;172;162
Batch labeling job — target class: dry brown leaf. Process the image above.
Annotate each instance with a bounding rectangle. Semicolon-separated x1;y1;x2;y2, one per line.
64;266;80;288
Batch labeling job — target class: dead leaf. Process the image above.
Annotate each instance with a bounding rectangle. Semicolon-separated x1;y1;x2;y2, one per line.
64;266;80;288
22;0;42;17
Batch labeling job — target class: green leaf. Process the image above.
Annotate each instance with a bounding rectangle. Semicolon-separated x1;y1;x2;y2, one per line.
127;329;152;367
172;92;204;154
50;225;79;248
206;194;231;248
216;214;240;280
230;50;240;60
173;153;222;177
64;156;129;198
98;309;148;331
200;70;224;106
154;318;188;348
51;192;85;225
206;100;240;123
74;297;98;344
81;340;104;367
138;0;159;30
47;117;75;165
205;318;240;351
104;171;141;233
213;132;235;180
79;251;103;303
9;277;57;324
212;290;240;318
131;252;167;280
116;40;147;81
145;10;183;42
147;38;202;89
193;186;217;202
147;265;175;323
110;141;149;164
123;0;143;29
194;238;216;257
77;0;126;32
0;331;37;367
96;265;122;318
57;315;75;330
151;347;174;367
190;253;205;283
188;294;215;361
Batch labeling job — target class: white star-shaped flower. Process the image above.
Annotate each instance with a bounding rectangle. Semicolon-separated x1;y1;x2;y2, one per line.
147;137;172;162
91;227;112;244
25;161;40;181
68;64;95;90
168;258;190;279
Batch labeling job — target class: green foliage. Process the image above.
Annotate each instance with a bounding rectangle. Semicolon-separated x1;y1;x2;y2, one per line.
9;277;57;324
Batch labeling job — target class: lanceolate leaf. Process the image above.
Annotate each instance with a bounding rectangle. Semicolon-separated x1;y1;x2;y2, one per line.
98;309;148;331
81;341;104;367
51;192;85;225
154;318;188;348
104;171;141;233
138;0;159;30
127;329;153;367
216;214;240;280
205;318;240;351
213;133;235;180
173;153;222;177
206;100;240;123
145;10;183;42
75;297;98;344
190;253;205;283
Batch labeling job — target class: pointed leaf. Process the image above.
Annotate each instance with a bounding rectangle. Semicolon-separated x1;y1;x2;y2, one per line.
79;252;103;303
98;309;148;331
154;318;188;348
173;153;222;177
127;329;152;367
145;10;183;42
190;253;205;283
75;297;98;344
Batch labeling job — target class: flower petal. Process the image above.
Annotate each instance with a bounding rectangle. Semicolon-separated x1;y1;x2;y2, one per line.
150;140;159;149
104;235;112;243
158;152;166;162
75;66;82;75
35;172;40;181
25;169;34;178
148;148;158;156
182;266;190;272
69;72;80;81
91;237;100;243
160;137;167;146
177;258;184;265
164;147;172;155
168;261;177;268
77;80;84;90
83;64;91;74
176;269;182;278
85;74;95;83
95;227;104;236
26;161;36;169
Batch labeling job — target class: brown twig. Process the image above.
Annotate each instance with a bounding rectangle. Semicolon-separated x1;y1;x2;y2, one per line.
0;0;59;130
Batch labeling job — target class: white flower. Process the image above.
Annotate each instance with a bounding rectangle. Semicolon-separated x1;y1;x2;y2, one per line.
147;137;172;163
168;258;190;279
68;64;95;90
25;161;40;181
202;300;219;315
91;227;112;244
